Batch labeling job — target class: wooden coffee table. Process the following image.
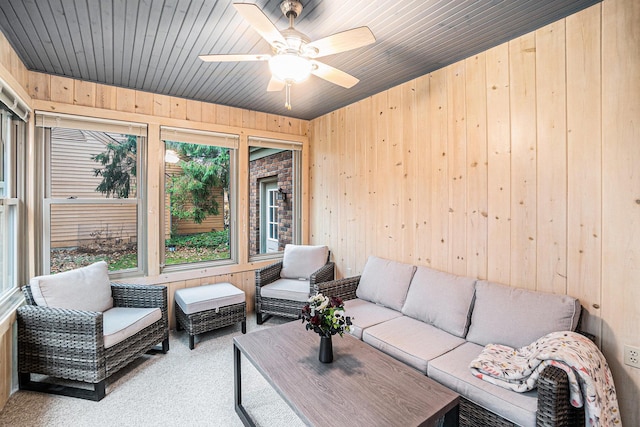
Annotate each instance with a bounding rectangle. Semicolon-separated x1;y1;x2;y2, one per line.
234;322;459;427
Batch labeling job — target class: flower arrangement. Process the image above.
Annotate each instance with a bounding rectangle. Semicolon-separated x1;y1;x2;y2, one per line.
301;293;352;337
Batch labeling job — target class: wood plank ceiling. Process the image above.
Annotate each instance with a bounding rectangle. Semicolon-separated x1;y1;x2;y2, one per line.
0;0;600;120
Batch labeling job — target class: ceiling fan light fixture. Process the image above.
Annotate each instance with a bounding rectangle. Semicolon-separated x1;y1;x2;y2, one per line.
269;53;312;83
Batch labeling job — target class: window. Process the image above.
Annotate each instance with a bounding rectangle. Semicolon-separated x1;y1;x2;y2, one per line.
37;113;147;276
161;127;238;270
248;137;301;257
0;107;23;299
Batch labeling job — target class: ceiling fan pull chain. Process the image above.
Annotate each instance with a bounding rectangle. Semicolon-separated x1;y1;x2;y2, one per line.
285;82;292;110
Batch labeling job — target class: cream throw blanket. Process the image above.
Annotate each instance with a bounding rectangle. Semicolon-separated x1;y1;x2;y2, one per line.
469;331;621;426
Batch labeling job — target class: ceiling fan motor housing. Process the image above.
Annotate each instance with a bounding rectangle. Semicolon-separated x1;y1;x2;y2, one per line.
280;0;303;19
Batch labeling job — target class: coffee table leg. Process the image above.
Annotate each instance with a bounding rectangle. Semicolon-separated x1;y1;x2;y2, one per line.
442;403;459;427
234;343;256;427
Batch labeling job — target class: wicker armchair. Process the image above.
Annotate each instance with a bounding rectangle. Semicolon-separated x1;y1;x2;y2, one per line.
255;245;335;324
18;283;169;401
318;276;590;427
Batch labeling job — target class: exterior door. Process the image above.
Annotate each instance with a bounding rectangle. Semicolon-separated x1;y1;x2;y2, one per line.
260;181;279;253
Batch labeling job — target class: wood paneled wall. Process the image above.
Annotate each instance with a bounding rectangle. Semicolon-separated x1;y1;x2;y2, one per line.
309;0;639;424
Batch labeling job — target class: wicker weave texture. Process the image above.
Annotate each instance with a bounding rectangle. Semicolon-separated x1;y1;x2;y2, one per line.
536;366;585;427
175;301;246;336
317;275;360;301
18;284;168;386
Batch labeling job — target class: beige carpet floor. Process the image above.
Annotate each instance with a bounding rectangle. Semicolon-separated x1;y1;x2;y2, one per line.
0;314;306;427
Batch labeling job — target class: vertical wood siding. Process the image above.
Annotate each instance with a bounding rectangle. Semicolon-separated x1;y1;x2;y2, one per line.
309;2;639;424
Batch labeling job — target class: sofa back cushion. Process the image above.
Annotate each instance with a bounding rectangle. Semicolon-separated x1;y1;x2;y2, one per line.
466;280;581;348
356;256;416;311
401;266;476;338
30;261;114;312
280;244;329;280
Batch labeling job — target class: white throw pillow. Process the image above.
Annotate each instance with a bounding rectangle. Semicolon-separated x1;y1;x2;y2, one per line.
355;256;416;311
30;261;114;312
280;244;329;280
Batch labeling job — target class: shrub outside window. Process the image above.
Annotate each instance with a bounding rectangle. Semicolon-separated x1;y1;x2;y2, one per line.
161;127;237;270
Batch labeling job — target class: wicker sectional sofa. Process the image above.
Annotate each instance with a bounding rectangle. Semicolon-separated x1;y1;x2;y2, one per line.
318;256;589;427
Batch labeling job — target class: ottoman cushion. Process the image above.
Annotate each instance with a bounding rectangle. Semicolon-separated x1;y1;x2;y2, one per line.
175;283;245;315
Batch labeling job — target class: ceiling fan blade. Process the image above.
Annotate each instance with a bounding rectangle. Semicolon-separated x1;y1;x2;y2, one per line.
199;54;270;62
307;27;376;58
267;77;286;92
311;60;359;88
234;3;286;47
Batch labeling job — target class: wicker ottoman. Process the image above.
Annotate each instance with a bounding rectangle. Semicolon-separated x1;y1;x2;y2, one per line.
175;283;246;350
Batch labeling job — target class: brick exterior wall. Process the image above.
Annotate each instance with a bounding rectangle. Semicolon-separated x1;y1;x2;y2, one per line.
249;150;293;255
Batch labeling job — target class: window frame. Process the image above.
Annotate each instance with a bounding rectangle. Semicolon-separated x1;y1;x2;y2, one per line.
160;126;239;273
37;114;148;278
0;108;24;304
248;137;302;261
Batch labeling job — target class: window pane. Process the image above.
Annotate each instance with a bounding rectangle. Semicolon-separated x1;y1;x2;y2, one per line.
51;128;137;199
164;141;231;266
249;147;296;256
45;125;142;275
0;110;19;297
49;203;138;273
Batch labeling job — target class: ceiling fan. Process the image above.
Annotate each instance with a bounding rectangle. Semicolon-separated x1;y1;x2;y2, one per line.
199;1;376;110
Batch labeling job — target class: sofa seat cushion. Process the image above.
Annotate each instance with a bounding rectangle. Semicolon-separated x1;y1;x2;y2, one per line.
427;342;538;427
343;298;403;339
30;261;114;312
466;280;581;348
103;307;162;349
362;316;465;374
280;244;329;280
175;283;245;315
260;278;310;302
402;266;476;338
356;256;416;311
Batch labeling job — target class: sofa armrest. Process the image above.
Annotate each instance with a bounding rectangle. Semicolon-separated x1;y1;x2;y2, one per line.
255;261;284;289
316;275;361;301
536;365;585;427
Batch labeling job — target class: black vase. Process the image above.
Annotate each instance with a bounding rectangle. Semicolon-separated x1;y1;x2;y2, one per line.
319;335;333;363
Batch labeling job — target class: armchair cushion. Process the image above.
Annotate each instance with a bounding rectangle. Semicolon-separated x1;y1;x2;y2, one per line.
280;244;329;280
260;278;311;302
355;256;416;310
102;307;162;348
29;261;113;312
